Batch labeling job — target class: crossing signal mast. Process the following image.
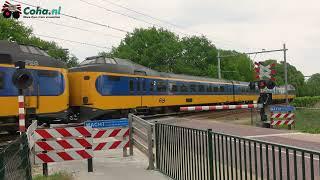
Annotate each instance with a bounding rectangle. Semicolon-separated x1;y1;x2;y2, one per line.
254;62;276;90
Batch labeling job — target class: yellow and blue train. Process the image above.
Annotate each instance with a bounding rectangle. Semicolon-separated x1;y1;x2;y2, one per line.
0;41;69;131
0;41;295;130
68;56;295;120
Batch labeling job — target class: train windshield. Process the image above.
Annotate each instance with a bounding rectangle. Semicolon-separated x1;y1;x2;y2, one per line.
80;56;117;65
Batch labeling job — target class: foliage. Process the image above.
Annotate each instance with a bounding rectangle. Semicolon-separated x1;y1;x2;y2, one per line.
0;17;78;67
291;96;320;107
302;73;320;96
109;27;255;82
294;109;320;134
33;172;73;180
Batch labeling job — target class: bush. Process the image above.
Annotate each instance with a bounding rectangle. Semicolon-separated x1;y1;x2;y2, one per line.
291;96;320;107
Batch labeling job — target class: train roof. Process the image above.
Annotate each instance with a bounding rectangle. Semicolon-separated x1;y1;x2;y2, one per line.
70;56;236;84
0;40;66;68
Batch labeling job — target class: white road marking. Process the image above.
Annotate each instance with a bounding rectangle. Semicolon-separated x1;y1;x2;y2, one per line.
244;132;303;138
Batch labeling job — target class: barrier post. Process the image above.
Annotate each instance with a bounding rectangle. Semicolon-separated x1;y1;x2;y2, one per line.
42;138;48;177
128;114;134;156
87;132;93;172
123;135;128;157
147;123;154;170
250;108;253;125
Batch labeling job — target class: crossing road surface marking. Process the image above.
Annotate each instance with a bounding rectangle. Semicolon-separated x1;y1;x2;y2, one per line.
244;132;303;138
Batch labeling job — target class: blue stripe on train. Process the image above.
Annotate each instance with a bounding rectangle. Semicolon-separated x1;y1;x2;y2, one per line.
0;66;65;96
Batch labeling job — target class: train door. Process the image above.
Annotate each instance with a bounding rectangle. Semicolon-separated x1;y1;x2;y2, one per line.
81;75;92;105
134;77;145;107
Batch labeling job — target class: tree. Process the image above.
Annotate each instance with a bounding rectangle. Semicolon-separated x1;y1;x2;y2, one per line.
0;17;78;67
111;27;181;73
305;73;320;96
108;27;255;81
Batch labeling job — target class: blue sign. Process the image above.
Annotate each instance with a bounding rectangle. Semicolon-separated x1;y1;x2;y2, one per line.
270;106;295;112
84;118;128;128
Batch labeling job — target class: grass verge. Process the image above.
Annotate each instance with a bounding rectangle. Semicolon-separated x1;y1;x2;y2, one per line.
294;109;320;134
33;172;73;180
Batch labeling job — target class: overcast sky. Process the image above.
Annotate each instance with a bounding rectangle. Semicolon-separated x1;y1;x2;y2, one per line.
19;0;320;76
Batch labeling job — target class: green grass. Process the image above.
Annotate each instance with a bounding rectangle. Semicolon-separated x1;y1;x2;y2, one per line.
294;109;320;134
33;172;73;180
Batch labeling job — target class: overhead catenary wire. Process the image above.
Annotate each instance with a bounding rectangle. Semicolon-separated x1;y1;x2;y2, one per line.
13;0;245;51
78;0;191;37
34;34;111;49
99;0;183;29
33;19;122;39
98;0;237;47
12;0;129;33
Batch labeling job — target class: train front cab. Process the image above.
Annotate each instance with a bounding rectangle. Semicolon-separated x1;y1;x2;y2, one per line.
0;42;69;130
0;64;69;128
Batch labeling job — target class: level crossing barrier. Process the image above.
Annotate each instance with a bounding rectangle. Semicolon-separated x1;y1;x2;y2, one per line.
27;122;130;176
180;104;263;112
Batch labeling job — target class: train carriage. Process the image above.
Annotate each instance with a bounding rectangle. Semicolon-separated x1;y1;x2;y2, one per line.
0;41;69;131
69;56;296;121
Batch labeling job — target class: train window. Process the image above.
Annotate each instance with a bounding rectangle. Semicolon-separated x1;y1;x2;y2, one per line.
198;85;205;92
105;58;117;64
150;81;155;92
207;85;213;92
37;70;64;96
220;86;225;92
37;70;59;77
129;80;134;92
157;81;167;92
143;81;146;91
0;72;4;89
108;76;120;81
180;84;188;92
96;57;106;64
214;86;219;92
170;84;178;92
190;84;196;92
137;79;141;91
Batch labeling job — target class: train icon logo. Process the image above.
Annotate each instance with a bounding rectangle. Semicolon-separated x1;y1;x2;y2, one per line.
2;1;21;19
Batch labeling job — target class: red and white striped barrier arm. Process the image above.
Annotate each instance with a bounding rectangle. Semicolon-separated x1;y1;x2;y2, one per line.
18;95;25;132
34;127;92;140
92;128;129;138
35;149;93;164
180;104;263;112
93;139;129;151
271;119;295;126
271;113;295;119
35;138;93;151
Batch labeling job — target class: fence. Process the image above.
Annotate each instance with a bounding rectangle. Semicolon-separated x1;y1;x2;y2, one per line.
155;123;320;180
128;114;154;170
0;133;32;180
